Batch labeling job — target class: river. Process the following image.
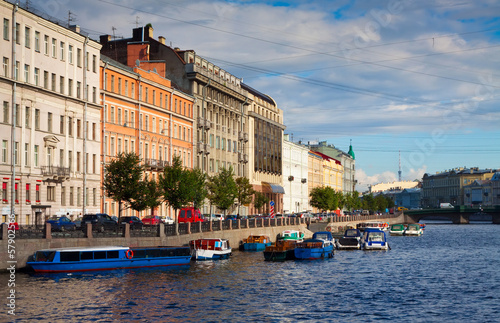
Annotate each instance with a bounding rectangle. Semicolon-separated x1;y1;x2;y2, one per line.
1;223;500;322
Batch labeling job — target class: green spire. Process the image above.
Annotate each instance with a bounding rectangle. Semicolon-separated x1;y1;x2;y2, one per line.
348;139;355;160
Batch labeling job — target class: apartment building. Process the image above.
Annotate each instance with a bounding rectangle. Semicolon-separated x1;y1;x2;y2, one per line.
100;55;194;219
283;134;309;214
0;1;101;224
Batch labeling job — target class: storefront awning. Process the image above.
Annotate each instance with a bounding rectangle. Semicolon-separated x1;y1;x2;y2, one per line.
262;182;285;194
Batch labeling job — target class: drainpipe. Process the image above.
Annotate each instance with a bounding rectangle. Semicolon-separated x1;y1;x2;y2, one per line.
10;3;18;223
101;62;108;213
82;36;89;217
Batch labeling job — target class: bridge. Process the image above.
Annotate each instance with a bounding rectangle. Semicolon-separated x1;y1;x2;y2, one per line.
404;206;500;224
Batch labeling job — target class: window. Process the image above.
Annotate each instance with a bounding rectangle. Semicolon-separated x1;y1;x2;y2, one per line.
3;101;9;124
110;106;115;123
111;75;115;91
216;136;220;149
35;109;40;130
118;78;122;94
68;79;73;96
92;154;96;173
15;61;19;81
47;112;52;132
60;76;64;94
77;81;81;98
26;184;30;203
25;106;30;128
34;31;40;51
51;38;56;57
228;139;231;152
60;116;64;134
131;112;135;127
61;186;66;206
35;184;40;202
77;119;81;138
24;143;29;166
110;137;115;157
77;48;82;67
2;57;8;77
15;23;20;44
68;45;73;64
93;55;97;73
76;152;81;172
34;68;39;86
92;123;96;141
15;104;20;126
47;186;55;202
24;64;29;82
14;142;19;165
2;140;7;163
44;35;49;55
68;117;73;136
34;145;39;167
68;151;72;171
60;41;65;60
51;73;56;91
24;26;30;48
117;108;122;125
69;187;74;206
43;71;48;89
145;115;149;131
3;18;8;40
92;87;97;103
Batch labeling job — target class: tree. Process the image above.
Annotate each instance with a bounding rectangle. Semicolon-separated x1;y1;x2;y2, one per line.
374;194;388;212
235;177;255;216
103;152;145;220
310;186;341;212
253;191;269;214
344;191;361;211
159;156;196;222
206;167;237;216
129;176;163;214
362;193;376;212
188;168;207;210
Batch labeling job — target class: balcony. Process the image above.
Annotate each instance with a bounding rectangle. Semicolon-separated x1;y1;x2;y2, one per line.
197;117;205;128
41;166;70;182
204;120;212;130
197;142;205;154
238;153;248;163
144;159;168;171
238;132;249;142
203;143;211;155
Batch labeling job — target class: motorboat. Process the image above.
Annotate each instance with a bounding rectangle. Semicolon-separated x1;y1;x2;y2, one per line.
336;228;362;250
361;228;390;251
189;238;232;260
294;231;334;259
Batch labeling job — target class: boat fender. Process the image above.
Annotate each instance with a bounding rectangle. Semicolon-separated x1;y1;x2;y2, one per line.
125;249;134;259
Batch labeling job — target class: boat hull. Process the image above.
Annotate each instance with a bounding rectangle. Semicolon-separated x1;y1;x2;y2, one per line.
294;245;334;260
242;242;271;251
263;249;295;261
193;249;232;260
362;242;389;250
336;238;360;250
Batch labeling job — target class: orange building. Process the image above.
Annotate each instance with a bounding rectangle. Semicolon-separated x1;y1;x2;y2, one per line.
100;55;194;219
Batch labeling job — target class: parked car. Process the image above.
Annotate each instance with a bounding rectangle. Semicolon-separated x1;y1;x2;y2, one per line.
46;216;77;231
211;214;225;221
161;216;174;225
119;216;144;229
81;213;118;232
3;222;19;231
142;215;161;226
74;217;83;229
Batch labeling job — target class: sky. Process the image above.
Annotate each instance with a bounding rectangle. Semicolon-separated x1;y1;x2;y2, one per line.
28;0;500;191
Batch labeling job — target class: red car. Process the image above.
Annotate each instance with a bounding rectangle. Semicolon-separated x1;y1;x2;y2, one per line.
6;222;19;231
141;215;161;226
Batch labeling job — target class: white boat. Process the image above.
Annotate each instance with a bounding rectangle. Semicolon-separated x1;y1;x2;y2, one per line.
389;224;406;236
404;223;423;236
189;238;232;260
361;228;390;250
336;228;362;250
357;221;389;232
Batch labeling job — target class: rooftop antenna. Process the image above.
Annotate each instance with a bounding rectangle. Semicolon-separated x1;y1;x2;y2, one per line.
68;10;76;26
112;27;118;60
398;150;402;181
134;16;141;28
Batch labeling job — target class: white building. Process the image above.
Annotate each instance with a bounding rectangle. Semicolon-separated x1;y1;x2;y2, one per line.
0;1;101;224
282;134;309;214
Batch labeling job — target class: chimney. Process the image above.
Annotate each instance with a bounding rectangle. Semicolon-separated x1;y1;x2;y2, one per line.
69;25;80;33
100;34;111;45
146;25;154;38
158;36;166;45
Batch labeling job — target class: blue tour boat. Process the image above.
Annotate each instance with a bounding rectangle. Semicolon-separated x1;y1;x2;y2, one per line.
26;246;192;273
294;231;335;260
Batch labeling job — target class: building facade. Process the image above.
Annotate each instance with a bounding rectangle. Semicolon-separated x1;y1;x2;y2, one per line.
369;180;420;193
307;151;323;213
100;55;194;219
282;134;309;214
0;1;101;224
421;167;497;207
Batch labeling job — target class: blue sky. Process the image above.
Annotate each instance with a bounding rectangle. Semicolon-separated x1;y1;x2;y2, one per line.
33;0;500;190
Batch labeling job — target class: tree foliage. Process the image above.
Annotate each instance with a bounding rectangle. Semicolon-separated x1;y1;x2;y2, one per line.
129;176;163;213
253;191;269;214
309;186;343;212
235;177;255;215
103;152;145;218
206;167;238;215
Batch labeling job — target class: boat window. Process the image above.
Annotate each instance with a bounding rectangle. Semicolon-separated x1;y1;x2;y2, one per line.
81;252;93;260
147;249;161;258
35;251;56;262
60;252;80;262
107;251;119;259
94;251;107;259
133;250;147;258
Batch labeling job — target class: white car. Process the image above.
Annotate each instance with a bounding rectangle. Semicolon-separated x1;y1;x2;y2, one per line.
161;216;174;225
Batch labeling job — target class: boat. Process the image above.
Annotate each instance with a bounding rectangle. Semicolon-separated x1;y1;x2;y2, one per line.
26;246;192;273
189;238;232;260
294;231;335;260
389;224;406;236
361;228;390;250
357;221;389;232
336;228;362;250
263;230;304;261
240;235;272;251
404;223;423;236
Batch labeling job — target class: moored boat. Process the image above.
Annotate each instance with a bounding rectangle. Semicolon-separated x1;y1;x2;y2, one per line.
357;221;389;232
263;230;304;261
26;246;192;273
404;223;423;236
390;224;406;236
336;228;362;250
240;235;272;251
279;230;305;241
361;228;390;250
294;231;334;260
189;238;232;260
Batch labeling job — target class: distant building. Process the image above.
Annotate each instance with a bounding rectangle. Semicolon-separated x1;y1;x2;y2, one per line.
463;180;493;206
282;134;309;214
394;188;421;209
369;180;420;193
422;167;497;207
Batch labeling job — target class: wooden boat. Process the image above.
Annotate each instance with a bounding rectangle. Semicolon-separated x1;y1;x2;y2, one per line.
26;246;192;273
390;224;406;236
361;228;390;250
189;238;232;260
240;235;272;251
404;223;423;236
336;228;362;250
294;231;334;259
357;221;389;232
263;230;304;261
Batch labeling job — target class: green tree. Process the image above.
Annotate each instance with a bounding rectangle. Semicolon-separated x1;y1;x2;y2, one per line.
235;177;255;216
206;167;238;216
344;191;361;211
188;168;207;210
309;186;330;212
362;193;376;212
103;152;145;220
374;194;388;211
159;156;195;222
129;176;163;214
253;191;269;214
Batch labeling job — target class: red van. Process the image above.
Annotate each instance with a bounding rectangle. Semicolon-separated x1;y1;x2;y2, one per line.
178;207;204;223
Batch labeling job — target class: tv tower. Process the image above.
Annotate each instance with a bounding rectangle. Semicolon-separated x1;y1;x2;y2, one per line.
398;150;402;181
